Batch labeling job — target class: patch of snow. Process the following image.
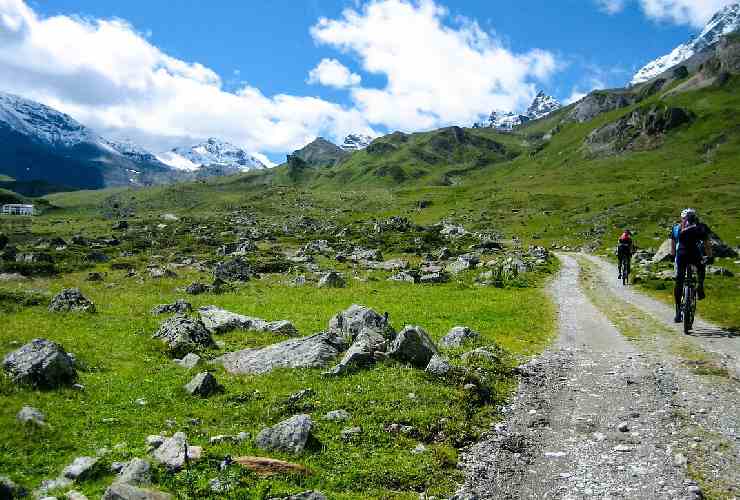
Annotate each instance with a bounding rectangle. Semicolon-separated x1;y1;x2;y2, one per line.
156;151;201;171
631;3;740;85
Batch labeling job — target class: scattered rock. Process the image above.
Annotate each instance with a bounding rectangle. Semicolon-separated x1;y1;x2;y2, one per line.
151;432;201;471
388;271;418;283
102;482;173;500
148;267;176;279
617;422;630;432
0;475;25;499
173;353;201;370
184;372;223;397
48;289;95;313
273;491;327;500
419;272;449;284
440;326;480;348
425;354;454;377
62;456;99;481
411;443;427;454
3;339;77;388
213;257;252;282
150;300;192;315
255;414;314;454
387;326;439;368
318;271;345;288
322;409;351;421
341;426;362;441
116;458;151;486
217;332;347;375
17;405;46;426
152;315;215;358
198;306;298;336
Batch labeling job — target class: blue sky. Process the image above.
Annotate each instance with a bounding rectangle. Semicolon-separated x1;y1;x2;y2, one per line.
2;0;734;161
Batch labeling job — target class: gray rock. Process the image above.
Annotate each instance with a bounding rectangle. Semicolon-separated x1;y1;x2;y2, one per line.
198;306;298;336
652;239;674;263
440;326;480;348
17;405;46;426
148;267;176;279
388;271;417;283
387;326;439;368
255;414;313;454
174;353;201;370
318;271;345;288
151;432;201;471
151;315;215;358
213;257;252;282
217;332;346;375
117;458;151;486
272;492;327;500
0;475;25;498
327;304;393;340
150;300;192;315
425;354;453;377
419;272;448;284
145;435;165;449
38;477;73;495
184;372;222;397
322;409;351;421
66;490;88;500
62;456;99;480
3;339;77;388
48;289;95;313
102;482;173;500
184;282;209;295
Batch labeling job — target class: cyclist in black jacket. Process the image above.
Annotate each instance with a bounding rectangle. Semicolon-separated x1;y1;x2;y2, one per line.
671;208;713;322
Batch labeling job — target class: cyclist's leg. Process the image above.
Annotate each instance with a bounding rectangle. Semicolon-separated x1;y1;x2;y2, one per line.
674;257;687;322
697;261;706;300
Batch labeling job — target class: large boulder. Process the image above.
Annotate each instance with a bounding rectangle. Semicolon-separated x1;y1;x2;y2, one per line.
217;332;347;375
48;288;96;313
150;300;192;315
318;271;345;288
213;257;252;282
327;305;393;341
652;239;674;263
3;338;77;388
198;306;298;336
62;456;99;480
255;414;313;454
152;315;215;357
387;326;439;368
440;326;480;348
116;458;151;486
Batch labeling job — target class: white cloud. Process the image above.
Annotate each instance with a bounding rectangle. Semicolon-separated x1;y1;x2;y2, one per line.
596;0;627;14
310;0;558;131
638;0;737;27
308;58;361;88
0;0;562;156
0;0;373;155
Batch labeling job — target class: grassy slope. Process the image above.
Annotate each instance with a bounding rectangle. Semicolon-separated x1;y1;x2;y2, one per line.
1;264;554;498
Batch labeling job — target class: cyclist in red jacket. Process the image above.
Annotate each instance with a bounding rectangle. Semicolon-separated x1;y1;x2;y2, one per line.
617;230;634;280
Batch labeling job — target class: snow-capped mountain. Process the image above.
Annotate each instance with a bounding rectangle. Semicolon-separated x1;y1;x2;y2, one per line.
0;92;98;147
340;133;373;151
526;91;563;120
0;91;176;189
631;3;740;85
157;138;267;172
474;91;562;130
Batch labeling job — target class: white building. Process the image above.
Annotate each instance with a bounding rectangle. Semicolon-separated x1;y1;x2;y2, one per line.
1;204;35;216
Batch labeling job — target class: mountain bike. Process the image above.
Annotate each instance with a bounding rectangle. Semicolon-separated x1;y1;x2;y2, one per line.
682;263;698;334
618;253;631;285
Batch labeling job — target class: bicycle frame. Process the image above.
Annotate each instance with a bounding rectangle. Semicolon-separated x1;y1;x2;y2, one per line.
683;264;698;334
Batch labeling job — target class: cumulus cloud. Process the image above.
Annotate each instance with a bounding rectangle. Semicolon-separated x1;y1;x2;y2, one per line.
0;0;373;155
638;0;736;27
0;0;561;156
311;0;558;131
596;0;627;14
308;58;362;88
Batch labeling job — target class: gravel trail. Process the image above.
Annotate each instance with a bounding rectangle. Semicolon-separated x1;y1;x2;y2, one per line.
454;253;739;499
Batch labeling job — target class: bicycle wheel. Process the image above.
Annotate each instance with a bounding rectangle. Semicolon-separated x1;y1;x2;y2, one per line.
623;260;630;286
683;285;694;334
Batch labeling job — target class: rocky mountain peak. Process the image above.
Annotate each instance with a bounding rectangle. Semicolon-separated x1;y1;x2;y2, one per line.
475;91;561;131
341;133;373;151
157;138;267;172
526;91;563;120
631;3;740;85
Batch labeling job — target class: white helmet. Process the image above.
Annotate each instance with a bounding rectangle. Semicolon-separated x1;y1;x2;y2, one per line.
681;208;697;219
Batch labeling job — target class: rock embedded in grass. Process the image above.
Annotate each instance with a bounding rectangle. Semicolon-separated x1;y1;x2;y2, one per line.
318;271;345;288
255;414;314;454
440;326;480;348
102;482;173;500
48;288;95;313
152;315;215;358
425;354;454;377
150;300;192;315
270;492;327;500
62;456;99;480
151;432;202;471
213;256;252;282
387;326;439;368
17;405;46;426
322;409;351;422
3;338;77;388
173;353;201;370
116;458;151;486
184;372;223;397
198;306;298;336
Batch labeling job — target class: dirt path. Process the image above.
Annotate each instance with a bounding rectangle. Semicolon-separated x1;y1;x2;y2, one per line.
583;253;740;378
454;253;739;500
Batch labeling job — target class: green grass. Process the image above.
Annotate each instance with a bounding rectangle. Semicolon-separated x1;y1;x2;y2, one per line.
1;263;554;498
